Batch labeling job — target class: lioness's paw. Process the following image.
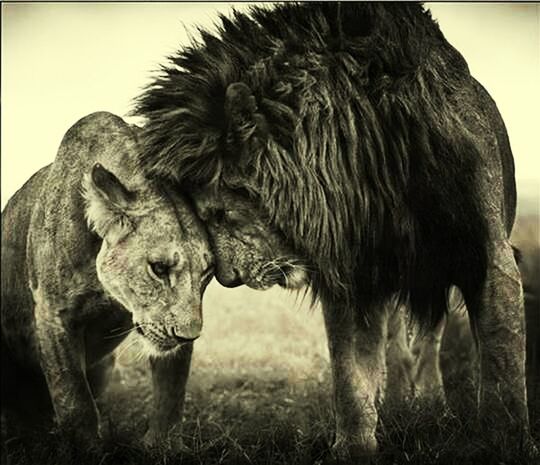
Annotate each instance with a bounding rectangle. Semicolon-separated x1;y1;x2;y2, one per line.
55;425;104;457
522;434;539;460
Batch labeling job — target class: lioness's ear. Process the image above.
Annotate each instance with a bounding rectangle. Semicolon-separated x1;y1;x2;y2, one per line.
91;163;136;207
83;163;135;243
224;82;268;154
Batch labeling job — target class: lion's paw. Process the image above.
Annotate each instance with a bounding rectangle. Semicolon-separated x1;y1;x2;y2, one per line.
143;426;187;454
314;441;377;465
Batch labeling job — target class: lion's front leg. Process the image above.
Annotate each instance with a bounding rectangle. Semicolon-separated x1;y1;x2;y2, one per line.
144;342;193;450
465;239;531;442
322;303;388;461
34;300;100;445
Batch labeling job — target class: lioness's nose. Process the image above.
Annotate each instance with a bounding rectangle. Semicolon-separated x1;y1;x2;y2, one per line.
170;326;199;343
168;319;202;342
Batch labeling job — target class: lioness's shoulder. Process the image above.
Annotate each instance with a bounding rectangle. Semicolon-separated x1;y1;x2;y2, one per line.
65;111;135;139
57;112;138;162
26;112;141;298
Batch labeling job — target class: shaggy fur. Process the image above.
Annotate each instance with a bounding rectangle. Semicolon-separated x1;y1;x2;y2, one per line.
134;2;509;327
1;112;212;445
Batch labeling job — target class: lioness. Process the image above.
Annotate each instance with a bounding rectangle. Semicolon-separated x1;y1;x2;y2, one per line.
1;112;213;446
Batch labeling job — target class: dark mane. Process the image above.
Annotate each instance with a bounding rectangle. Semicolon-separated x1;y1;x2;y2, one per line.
134;2;488;326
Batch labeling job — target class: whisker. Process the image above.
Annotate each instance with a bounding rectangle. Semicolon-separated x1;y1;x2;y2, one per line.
260;260;277;273
295;286;311;308
134;347;147;363
110;326;130;333
104;326;135;339
275;263;289;286
116;335;140;360
277;257;314;272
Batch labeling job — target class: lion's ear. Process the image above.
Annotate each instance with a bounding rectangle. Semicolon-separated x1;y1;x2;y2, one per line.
83;163;135;244
224;82;268;154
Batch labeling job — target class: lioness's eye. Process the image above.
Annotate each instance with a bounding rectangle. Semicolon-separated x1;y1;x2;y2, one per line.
149;261;169;280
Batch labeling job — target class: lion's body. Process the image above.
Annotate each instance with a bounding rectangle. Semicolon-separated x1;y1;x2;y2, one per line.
135;2;512;322
1;112;212;445
135;2;531;458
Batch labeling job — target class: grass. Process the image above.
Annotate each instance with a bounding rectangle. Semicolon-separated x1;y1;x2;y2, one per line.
2;215;539;465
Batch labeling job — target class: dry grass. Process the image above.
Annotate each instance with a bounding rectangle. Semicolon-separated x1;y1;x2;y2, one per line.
2;216;539;465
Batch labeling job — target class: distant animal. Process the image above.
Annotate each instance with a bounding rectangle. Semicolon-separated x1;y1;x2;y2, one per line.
135;2;531;460
1;112;213;447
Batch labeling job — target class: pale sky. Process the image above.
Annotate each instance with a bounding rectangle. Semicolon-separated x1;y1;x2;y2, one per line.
2;3;539;210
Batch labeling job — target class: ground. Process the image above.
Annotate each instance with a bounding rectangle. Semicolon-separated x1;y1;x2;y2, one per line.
2;215;539;465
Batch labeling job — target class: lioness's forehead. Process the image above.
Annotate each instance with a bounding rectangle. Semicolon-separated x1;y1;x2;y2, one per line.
139;199;209;247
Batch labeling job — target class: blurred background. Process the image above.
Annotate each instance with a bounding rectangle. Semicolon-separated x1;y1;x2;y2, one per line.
2;3;538;211
2;3;539;464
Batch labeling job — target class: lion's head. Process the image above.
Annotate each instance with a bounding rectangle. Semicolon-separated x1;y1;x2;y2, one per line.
191;186;308;290
83;163;213;354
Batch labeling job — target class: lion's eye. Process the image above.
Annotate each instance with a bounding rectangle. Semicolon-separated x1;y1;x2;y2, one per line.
149;261;169;280
213;208;226;224
202;264;215;285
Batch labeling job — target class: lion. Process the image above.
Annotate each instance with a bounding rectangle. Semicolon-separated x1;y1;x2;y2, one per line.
1;112;213;447
134;2;532;460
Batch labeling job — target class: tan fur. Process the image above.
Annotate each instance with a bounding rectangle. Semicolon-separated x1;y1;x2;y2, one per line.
192;187;308;291
1;112;213;447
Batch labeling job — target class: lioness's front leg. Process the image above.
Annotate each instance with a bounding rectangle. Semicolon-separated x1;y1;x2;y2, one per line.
34;299;99;443
144;343;193;449
322;303;388;460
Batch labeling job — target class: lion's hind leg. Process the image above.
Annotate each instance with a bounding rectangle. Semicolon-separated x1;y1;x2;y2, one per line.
385;305;416;405
464;237;533;449
385;301;449;407
411;314;447;403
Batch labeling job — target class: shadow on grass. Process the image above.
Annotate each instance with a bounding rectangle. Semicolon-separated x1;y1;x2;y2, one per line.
3;371;539;465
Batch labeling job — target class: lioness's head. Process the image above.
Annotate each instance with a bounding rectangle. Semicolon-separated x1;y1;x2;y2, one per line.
84;163;213;354
190;186;308;291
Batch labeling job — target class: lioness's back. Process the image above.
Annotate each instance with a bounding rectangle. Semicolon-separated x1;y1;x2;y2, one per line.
2;166;51;360
2;166;53;422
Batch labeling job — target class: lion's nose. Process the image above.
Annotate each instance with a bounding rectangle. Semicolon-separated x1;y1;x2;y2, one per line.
216;266;244;288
